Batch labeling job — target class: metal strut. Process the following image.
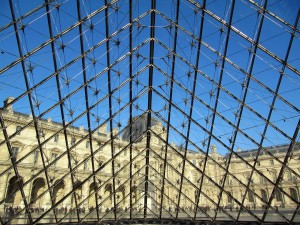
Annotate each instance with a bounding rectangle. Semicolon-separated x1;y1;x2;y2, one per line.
144;0;156;218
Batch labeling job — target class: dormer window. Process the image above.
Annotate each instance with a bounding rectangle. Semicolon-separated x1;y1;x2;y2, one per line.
11;147;19;161
71;137;76;146
33;150;39;163
16;126;21;135
37;130;45;138
54;134;59;142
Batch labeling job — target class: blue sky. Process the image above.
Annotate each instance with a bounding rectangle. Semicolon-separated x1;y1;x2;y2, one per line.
0;0;299;155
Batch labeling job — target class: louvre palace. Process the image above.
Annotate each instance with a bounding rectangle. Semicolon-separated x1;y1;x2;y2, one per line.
1;98;300;224
0;0;300;224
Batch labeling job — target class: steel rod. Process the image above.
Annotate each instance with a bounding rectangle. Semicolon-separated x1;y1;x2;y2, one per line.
144;0;156;218
159;0;180;219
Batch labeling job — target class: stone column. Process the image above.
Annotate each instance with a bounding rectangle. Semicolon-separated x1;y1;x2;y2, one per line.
19;180;31;209
81;182;89;208
0;172;11;201
62;180;72;208
0;172;11;211
43;190;52;210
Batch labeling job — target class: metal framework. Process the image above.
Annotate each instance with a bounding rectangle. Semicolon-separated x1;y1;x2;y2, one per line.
0;0;299;224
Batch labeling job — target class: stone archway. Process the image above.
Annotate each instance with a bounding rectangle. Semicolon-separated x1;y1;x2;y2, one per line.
5;176;24;206
30;177;46;207
132;185;138;204
104;184;113;208
72;181;83;207
88;182;98;208
53;179;65;204
116;185;125;209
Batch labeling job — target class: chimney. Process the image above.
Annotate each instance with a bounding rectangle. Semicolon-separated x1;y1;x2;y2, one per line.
211;144;217;154
3;97;14;113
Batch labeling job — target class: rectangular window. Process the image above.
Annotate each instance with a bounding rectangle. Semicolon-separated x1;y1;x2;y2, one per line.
86;141;90;148
16;126;22;135
270;159;274;165
71;137;76;146
33;150;39;163
248;191;254;202
51;153;58;166
37;130;45;138
54;134;59;142
11;147;19;161
287;171;293;181
84;160;88;170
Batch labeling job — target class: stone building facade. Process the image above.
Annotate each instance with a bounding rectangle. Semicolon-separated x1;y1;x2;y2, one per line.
0;98;299;213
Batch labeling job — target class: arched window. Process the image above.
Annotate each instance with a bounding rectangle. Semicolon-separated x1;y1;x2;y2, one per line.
261;189;268;202
290;188;298;202
275;188;283;202
248;191;254;202
30;178;45;205
5;176;23;204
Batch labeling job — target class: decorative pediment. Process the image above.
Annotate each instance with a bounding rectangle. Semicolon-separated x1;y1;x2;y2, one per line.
50;148;62;154
10;140;23;147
